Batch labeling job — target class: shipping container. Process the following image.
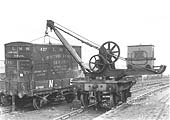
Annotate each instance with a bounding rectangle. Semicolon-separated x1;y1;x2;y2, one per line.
0;42;81;108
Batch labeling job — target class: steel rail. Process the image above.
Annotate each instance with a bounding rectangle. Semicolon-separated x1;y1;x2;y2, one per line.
52;83;170;120
93;84;170;120
131;81;170;93
154;93;170;120
52;103;97;120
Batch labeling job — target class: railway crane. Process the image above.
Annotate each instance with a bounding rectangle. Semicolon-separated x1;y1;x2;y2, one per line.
46;20;166;108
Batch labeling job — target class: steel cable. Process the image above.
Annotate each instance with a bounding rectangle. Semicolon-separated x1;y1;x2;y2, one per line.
29;36;45;43
53;22;100;48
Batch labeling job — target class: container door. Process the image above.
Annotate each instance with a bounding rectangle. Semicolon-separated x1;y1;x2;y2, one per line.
5;59;32;96
18;59;32;95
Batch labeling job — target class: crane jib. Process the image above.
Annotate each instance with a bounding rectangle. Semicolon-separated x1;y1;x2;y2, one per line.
46;20;166;75
46;20;90;73
46;20;99;50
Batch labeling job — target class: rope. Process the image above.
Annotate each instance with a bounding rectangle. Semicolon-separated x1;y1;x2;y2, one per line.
29;36;45;43
29;35;61;44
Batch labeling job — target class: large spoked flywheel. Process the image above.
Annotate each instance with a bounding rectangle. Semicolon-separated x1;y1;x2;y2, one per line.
99;41;120;63
89;54;105;73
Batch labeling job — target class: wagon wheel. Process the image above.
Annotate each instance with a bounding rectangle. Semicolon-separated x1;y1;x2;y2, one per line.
100;41;120;63
0;95;11;106
96;91;103;109
33;97;42;110
110;93;116;108
121;89;131;103
89;54;105;73
65;94;75;103
80;93;89;107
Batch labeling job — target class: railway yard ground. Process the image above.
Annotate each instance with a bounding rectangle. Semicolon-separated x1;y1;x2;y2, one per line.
0;77;170;120
94;82;170;120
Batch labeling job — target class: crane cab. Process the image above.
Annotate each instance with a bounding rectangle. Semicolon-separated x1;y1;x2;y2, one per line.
126;45;155;69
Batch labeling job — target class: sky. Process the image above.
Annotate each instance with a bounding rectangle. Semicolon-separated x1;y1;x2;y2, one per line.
0;0;169;74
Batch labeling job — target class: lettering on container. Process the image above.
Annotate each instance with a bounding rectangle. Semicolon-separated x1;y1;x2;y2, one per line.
49;80;54;87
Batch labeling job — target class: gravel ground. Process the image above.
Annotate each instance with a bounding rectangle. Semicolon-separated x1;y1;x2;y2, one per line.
0;101;72;120
67;108;105;120
0;79;169;120
94;87;170;120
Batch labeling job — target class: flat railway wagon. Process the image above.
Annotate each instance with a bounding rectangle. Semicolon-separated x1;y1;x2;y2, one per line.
126;45;155;69
44;20;166;110
0;42;81;109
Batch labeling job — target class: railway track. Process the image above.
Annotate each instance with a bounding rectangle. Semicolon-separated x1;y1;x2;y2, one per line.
71;84;170;120
131;78;169;90
0;79;169;120
93;84;170;120
155;94;170;120
143;92;170;120
51;80;170;120
52;103;98;120
0;106;12;115
131;81;169;93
